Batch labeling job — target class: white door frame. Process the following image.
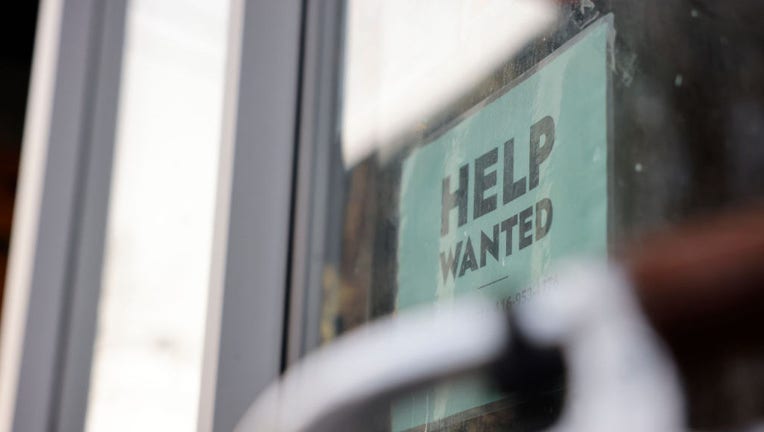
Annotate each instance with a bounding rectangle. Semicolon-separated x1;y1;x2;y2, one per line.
0;0;127;431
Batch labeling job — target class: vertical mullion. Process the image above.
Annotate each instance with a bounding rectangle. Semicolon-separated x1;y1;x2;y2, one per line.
202;0;305;431
2;0;125;431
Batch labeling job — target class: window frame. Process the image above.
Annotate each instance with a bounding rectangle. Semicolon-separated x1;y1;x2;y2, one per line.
0;0;127;431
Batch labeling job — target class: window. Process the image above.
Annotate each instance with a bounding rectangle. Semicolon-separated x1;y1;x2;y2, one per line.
290;1;764;430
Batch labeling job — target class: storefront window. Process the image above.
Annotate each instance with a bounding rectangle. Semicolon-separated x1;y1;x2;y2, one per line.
296;1;764;430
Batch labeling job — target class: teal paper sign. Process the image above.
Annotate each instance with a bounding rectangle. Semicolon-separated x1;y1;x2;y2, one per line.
394;18;612;430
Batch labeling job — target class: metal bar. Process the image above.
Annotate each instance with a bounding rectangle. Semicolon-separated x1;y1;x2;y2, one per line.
196;0;246;429
285;0;345;366
0;0;126;430
200;0;305;431
52;1;127;430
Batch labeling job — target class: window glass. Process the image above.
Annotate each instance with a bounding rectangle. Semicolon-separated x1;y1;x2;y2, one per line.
300;1;764;430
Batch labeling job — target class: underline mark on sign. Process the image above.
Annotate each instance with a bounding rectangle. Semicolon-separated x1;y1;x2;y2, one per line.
477;276;509;290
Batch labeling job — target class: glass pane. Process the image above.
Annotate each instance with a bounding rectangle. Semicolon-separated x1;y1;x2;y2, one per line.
85;0;230;430
300;0;764;430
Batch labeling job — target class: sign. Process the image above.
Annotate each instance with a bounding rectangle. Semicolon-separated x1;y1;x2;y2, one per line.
394;17;612;430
